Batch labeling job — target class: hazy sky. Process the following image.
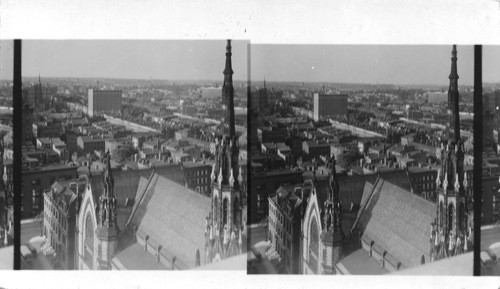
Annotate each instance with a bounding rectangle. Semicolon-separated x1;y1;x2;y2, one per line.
252;45;500;86
1;42;499;85
1;40;249;81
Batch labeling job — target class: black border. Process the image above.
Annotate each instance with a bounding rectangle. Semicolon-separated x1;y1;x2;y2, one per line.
473;45;482;276
13;39;22;270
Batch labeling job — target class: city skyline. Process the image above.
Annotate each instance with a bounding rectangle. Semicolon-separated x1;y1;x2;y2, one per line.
2;42;499;87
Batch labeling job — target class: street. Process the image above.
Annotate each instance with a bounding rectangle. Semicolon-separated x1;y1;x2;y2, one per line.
21;219;43;245
248;224;267;249
481;225;500;250
20;219;53;270
481;225;500;276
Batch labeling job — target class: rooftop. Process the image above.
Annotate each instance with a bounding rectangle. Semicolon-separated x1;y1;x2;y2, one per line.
338;247;389;275
128;173;211;269
111;242;168;270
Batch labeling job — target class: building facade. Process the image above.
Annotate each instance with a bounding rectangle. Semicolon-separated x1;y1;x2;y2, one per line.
268;185;304;274
88;90;122;117
21;165;79;219
77;136;106;155
313;93;348;121
22;104;34;145
43;179;86;269
182;162;212;195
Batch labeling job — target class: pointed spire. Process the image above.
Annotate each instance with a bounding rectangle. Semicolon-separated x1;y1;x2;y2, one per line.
222;39;235;138
218;167;223;187
237;166;243;186
211;163;216;183
223;40;233;76
436;168;442;187
329;156;339;203
447;44;460;142
229;168;235;187
449;45;459;81
454;173;460;193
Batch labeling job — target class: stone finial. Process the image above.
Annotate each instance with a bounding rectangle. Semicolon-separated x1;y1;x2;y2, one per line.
229;168;235;187
454;173;460;193
211;163;216;182
237;166;243;185
218;167;223;187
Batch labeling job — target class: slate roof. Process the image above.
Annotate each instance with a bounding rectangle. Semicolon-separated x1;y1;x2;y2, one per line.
337;175;378;206
86;165;185;231
354;178;436;268
127;174;211;269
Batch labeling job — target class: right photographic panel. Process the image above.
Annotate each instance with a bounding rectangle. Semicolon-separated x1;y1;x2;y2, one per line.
248;45;479;275
480;46;500;276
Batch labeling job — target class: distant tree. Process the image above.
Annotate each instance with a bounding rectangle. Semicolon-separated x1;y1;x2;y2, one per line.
337;150;363;169
111;146;137;164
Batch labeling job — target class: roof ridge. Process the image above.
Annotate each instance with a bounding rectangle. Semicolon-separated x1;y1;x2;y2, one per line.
126;171;157;229
351;176;382;234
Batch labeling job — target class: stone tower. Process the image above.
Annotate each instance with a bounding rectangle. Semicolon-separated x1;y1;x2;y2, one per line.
95;151;119;269
319;156;343;274
434;45;469;260
446;45;460;142
205;40;243;263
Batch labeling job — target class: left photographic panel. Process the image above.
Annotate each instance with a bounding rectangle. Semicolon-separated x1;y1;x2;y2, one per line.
0;41;14;269
20;40;248;270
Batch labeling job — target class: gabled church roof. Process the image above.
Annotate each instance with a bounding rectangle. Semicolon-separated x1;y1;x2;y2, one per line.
127;174;211;269
84;165;186;231
354;178;436;268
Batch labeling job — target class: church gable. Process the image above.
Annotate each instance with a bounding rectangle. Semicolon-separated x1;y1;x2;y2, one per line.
78;183;99;270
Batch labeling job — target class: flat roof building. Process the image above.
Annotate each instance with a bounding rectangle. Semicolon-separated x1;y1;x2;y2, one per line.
88;89;122;117
313;93;348;121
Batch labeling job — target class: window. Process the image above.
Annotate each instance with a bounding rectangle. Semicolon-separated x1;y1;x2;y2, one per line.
84;214;94;269
309;217;319;273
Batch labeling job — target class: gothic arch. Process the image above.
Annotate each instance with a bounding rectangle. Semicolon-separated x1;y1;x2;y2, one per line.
308;216;319;274
213;194;220;223
233;197;240;229
222;198;229;227
84;213;94;269
439;201;444;228
458;201;465;233
448;203;454;234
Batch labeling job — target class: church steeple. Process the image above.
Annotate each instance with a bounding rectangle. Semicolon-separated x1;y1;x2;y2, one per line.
205;40;243;265
96;150;119;269
319;156;343;274
433;45;470;262
324;156;342;235
447;45;460;143
222;39;235;138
